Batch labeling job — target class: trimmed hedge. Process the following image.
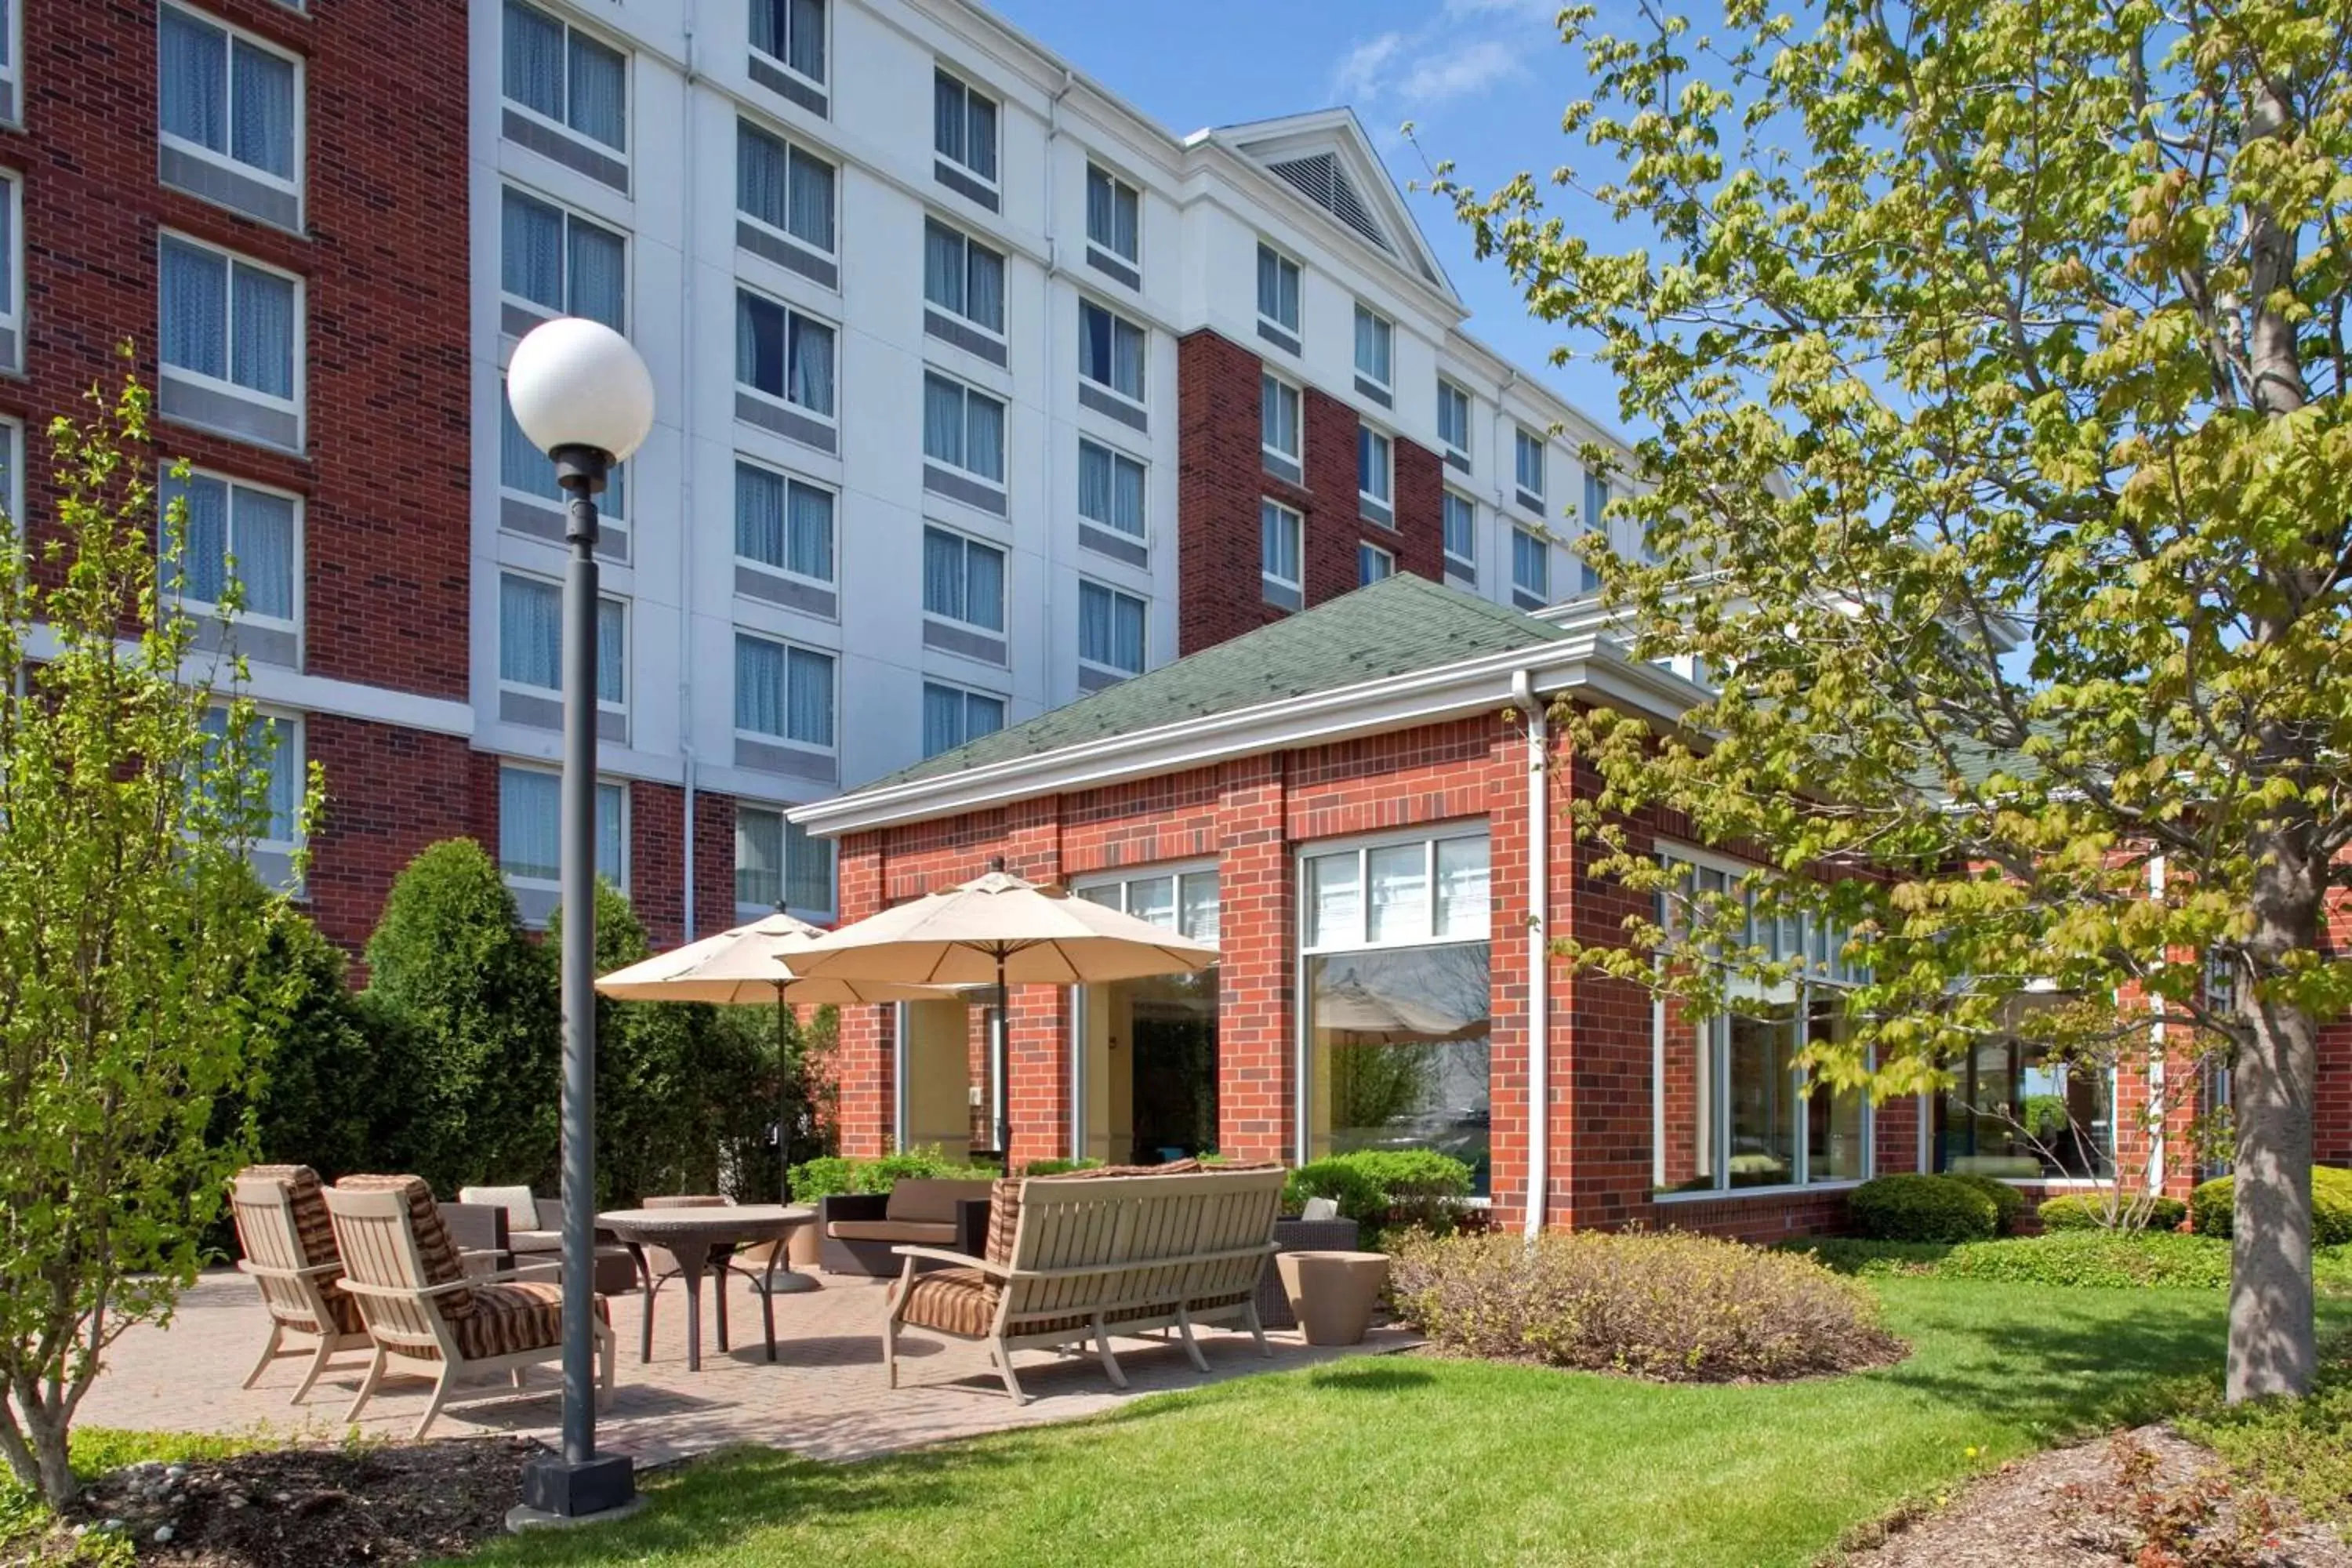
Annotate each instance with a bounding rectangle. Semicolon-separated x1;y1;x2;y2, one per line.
1790;1234;2352;1293
1392;1229;1902;1381
787;1145;994;1203
1849;1174;2000;1243
2038;1193;2188;1232
2190;1166;2352;1246
1283;1150;1475;1230
1943;1172;2028;1234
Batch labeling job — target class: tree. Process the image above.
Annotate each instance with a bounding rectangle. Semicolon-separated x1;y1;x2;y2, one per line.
1432;0;2351;1397
212;898;386;1183
361;840;557;1193
0;368;319;1503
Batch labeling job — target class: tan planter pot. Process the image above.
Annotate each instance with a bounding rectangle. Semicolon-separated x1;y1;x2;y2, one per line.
1275;1250;1389;1347
786;1218;822;1269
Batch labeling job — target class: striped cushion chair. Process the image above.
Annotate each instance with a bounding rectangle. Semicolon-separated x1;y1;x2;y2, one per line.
227;1165;374;1406
324;1174;614;1439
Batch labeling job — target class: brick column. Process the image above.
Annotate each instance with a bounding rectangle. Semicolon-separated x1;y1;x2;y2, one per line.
1004;798;1069;1167
1212;755;1292;1163
692;790;739;938
628;781;688;948
1559;735;1661;1231
831;832;895;1157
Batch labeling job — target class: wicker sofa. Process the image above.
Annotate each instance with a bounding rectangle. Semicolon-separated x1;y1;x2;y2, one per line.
818;1179;993;1276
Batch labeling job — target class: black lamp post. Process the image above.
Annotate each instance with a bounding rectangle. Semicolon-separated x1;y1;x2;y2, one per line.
504;317;654;1527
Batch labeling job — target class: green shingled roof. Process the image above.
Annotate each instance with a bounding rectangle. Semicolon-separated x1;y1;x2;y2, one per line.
869;574;1571;790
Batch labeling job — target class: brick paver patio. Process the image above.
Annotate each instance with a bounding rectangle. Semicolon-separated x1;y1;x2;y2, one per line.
80;1269;1417;1467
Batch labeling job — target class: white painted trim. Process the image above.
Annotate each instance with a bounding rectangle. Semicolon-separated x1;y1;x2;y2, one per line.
1652;1179;1867;1205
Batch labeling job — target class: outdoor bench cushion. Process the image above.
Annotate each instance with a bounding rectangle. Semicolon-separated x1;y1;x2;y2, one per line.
459;1185;542;1236
233;1164;364;1335
884;1178;993;1225
441;1280;611;1363
508;1229;564;1254
831;1219;959;1245
897;1268;1090;1342
334;1174;477;1321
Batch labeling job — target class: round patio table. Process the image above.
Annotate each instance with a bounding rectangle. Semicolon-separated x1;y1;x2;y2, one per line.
596;1204;815;1372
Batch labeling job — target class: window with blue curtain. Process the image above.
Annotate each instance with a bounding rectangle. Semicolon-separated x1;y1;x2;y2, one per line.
232;488;296;620
1086;165;1138;262
1581;470;1612;591
1438;381;1471;456
497;766;561;882
198;710;299;844
1079;301;1143;401
1512;528;1550;597
1515;427;1545;499
1078;439;1145;538
923;682;1004;758
596;597;625;708
787;313;834;416
786;644;833;747
1358;424;1392;503
1358;543;1394;584
165;473;230;608
567;218;625;328
594;780;626;887
932;71;996;181
1443;492;1475;565
784;818;833;915
499;573;562;691
736;290;833;415
1261;373;1299;459
735;634;834;748
1078;580;1145;673
736;805;784;908
500;187;564;310
735;461;833;582
0;174;14;323
161;237;299;404
565;27;626;151
738;121;834;255
161;6;296;183
160;238;227;381
1353;305;1392;386
922;526;1004;631
750;0;826;83
1261;500;1301;586
229;262;295;399
502;0;565;122
1257;245;1299;331
923;221;1002;332
923;373;1003;482
504;1;625;153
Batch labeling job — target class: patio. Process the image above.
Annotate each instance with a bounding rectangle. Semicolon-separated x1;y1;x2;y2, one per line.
78;1268;1419;1468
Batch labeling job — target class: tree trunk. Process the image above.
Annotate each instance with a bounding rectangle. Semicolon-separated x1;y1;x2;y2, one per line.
2228;841;2323;1402
2;1382;78;1506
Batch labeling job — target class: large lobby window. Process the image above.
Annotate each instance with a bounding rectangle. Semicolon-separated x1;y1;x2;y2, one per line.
1654;852;1871;1196
1075;868;1220;1167
1301;829;1492;1194
1932;1032;2114;1181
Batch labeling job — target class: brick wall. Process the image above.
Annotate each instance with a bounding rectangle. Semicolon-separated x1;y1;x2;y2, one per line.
303;713;479;952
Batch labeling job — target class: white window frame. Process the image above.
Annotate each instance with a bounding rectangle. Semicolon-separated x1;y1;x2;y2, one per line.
921;523;1007;635
932;67;998;190
501;0;630;162
737;116;837;263
1256;242;1301;337
1358;423;1392;509
733;456;836;589
1436;378;1471;462
1261;498;1301;593
920;678;1008;759
735;800;837;920
158;4;305;219
0;0;20;128
733;628;837;753
497;569;628;721
161;465;303;636
1072;860;1219;942
1076;577;1147;678
1077;296;1147;408
1261;372;1301;466
1443;489;1476;573
1076;437;1148;540
1581;468;1613;591
1512;526;1551;601
158;230;305;441
501;183;629;331
735;283;838;426
1358;540;1395;584
1352;303;1392;390
1514;425;1546;506
922;218;1005;340
499;763;630;896
922;369;1007;490
0;168;25;367
1084;162;1140;265
748;0;827;93
0;416;21;527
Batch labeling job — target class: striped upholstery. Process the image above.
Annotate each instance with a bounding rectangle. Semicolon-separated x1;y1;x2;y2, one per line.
334;1174;477;1321
230;1164;364;1334
444;1282;611;1363
897;1269;1002;1339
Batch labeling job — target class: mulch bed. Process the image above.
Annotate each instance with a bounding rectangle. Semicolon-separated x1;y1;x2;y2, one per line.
1833;1424;2351;1567
16;1438;538;1567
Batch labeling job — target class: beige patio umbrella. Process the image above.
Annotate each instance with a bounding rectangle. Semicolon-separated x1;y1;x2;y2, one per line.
596;911;955;1197
782;866;1221;1156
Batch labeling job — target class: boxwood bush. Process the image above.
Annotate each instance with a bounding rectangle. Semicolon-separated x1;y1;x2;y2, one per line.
786;1145;993;1203
1284;1149;1474;1231
1848;1174;2001;1243
1392;1229;1903;1381
2190;1166;2352;1245
2037;1193;2188;1232
1941;1172;2028;1234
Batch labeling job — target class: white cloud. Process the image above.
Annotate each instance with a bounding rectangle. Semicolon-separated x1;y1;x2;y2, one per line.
1330;2;1555;113
1332;31;1407;103
1399;39;1525;104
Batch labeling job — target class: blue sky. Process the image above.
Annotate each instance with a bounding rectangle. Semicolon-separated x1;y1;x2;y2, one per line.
983;0;1639;434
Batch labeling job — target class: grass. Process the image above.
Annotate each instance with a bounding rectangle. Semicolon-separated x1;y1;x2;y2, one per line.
1788;1233;2352;1292
448;1278;2319;1568
0;1427;268;1562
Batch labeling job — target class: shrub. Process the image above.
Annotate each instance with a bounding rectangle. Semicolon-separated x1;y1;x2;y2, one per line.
1022;1159;1104;1177
1285;1149;1475;1231
1849;1174;2000;1243
1391;1229;1902;1382
1942;1172;2027;1234
2038;1193;2189;1232
786;1146;993;1203
2190;1166;2352;1246
1777;1238;1953;1277
1934;1230;2236;1290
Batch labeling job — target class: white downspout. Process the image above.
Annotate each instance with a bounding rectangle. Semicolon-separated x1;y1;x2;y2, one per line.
677;6;702;939
1513;668;1550;1236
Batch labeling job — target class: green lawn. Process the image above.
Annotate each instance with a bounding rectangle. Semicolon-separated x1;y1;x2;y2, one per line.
454;1278;2311;1568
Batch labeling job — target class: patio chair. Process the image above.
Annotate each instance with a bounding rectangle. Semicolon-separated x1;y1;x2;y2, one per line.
323;1174;613;1439
226;1165;373;1406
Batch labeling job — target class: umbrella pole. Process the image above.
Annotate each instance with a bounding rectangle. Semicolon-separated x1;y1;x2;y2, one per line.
993;956;1012;1167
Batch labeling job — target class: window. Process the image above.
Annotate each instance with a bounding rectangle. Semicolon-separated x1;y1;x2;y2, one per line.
498;572;626;713
735;288;835;418
921;526;1005;632
1078;439;1145;539
737;120;835;256
1514;426;1545;504
922;681;1006;757
1933;1036;2115;1182
735;459;833;583
158;5;299;194
749;0;825;85
922;220;1004;335
1078;579;1145;675
0;0;18;124
501;187;626;329
502;389;625;521
1261;374;1301;465
1079;299;1145;404
1085;165;1138;263
499;765;626;889
1352;303;1392;389
736;803;835;915
922;372;1005;485
1076;867;1219;944
1358;542;1394;584
1256;244;1300;334
1512;528;1550;601
1301;832;1493;1192
932;70;996;185
503;0;626;153
1357;424;1392;506
0;171;16;354
734;632;835;750
1436;379;1470;458
1580;470;1610;593
1443;492;1475;571
1261;499;1301;590
198;708;302;848
159;234;299;410
162;471;298;627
